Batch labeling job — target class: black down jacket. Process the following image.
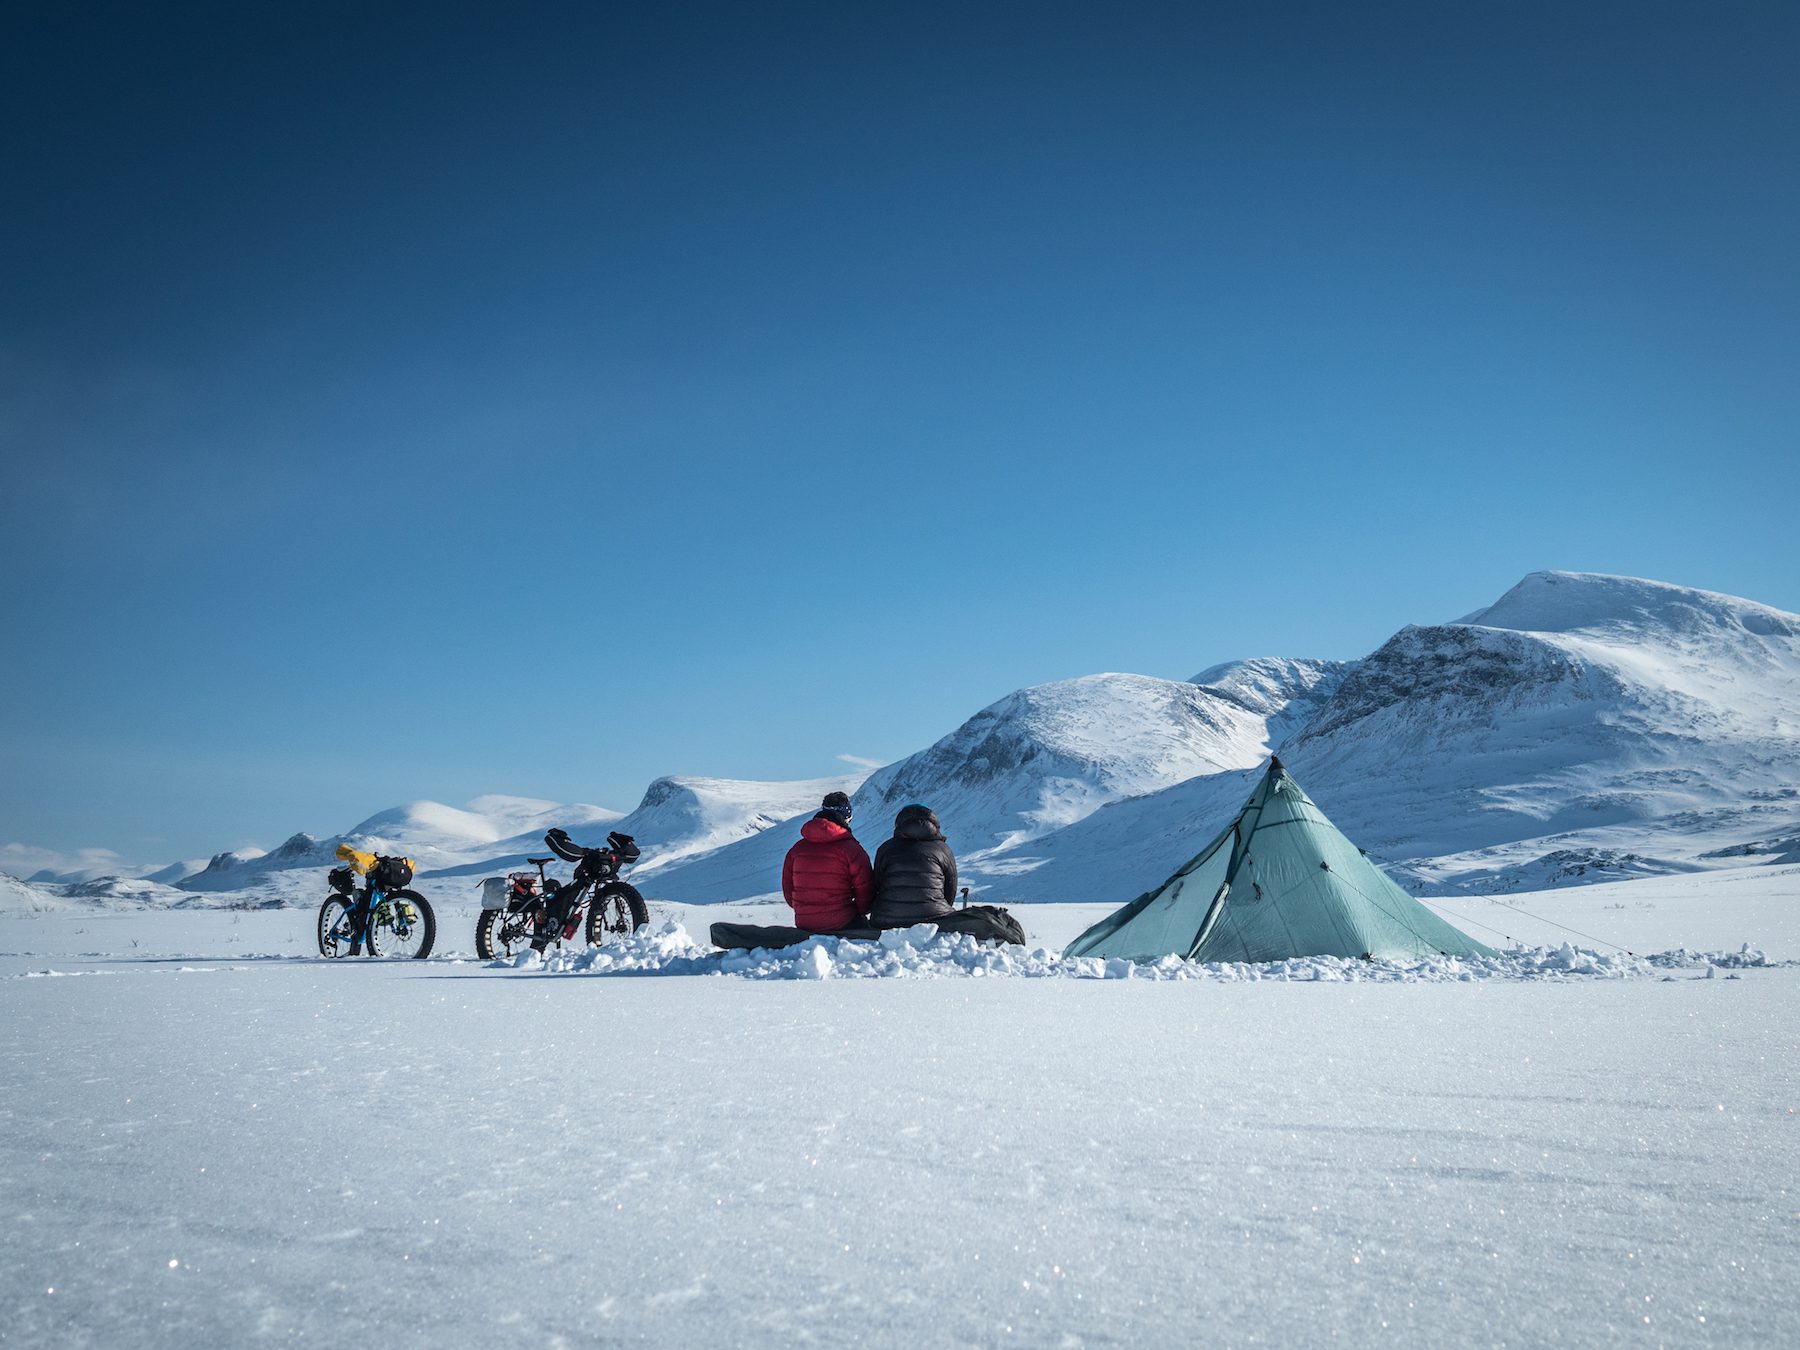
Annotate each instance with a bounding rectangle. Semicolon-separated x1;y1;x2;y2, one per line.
871;805;958;926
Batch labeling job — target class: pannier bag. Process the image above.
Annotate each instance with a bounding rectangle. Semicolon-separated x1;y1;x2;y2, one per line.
328;865;358;895
371;855;415;891
479;877;509;909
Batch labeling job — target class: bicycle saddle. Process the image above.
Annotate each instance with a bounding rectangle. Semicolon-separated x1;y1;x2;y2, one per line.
527;856;554;866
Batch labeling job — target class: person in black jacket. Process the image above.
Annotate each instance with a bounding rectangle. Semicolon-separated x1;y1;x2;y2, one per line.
870;804;957;927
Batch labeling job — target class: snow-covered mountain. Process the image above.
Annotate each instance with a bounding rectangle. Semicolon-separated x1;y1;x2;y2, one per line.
962;573;1800;902
173;796;624;898
619;774;869;876
55;777;874;910
642;670;1338;903
1190;657;1351;746
15;570;1796;913
2;872;74;913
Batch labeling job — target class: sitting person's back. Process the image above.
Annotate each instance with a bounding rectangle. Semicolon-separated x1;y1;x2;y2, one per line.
781;791;873;931
871;804;957;927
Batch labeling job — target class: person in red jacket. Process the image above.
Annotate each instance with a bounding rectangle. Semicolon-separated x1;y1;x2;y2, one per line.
781;791;874;931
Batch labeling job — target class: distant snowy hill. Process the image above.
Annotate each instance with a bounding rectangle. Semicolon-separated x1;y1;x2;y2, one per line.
643;670;1337;903
77;778;872;910
174;796;624;898
619;774;869;876
2;872;74;913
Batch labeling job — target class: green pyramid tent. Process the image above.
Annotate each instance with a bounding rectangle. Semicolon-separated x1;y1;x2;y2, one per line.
1063;758;1495;964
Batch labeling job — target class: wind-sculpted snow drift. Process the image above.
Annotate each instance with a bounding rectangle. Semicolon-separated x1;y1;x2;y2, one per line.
500;919;1788;983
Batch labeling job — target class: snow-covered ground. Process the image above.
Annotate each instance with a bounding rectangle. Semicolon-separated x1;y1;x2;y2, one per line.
3;868;1796;1346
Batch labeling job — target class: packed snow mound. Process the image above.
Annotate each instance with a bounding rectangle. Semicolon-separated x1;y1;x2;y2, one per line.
511;920;1674;982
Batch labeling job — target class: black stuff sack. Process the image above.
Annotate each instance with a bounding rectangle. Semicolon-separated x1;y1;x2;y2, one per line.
371;856;414;891
935;905;1026;946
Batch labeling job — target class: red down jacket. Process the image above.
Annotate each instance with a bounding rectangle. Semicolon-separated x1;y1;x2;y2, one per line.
781;816;874;930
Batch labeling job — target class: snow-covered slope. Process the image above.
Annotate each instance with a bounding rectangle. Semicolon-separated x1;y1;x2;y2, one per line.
979;572;1800;903
1;872;74;913
1189;656;1350;746
619;774;870;876
173;796;624;898
858;674;1279;850
149;776;876;908
1287;571;1800;879
644;672;1328;902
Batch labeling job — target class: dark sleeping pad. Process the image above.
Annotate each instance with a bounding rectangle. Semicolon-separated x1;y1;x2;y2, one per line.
710;923;884;951
709;907;1025;952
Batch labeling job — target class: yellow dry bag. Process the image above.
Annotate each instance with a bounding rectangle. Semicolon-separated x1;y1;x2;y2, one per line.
336;843;377;874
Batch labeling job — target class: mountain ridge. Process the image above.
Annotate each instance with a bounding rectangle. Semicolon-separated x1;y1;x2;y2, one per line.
11;571;1796;913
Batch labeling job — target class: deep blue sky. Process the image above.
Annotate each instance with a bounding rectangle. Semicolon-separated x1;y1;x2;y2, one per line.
3;1;1796;867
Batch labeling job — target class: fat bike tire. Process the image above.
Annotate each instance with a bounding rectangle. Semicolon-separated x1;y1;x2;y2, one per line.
475;908;521;960
318;897;355;958
585;881;648;947
365;889;436;959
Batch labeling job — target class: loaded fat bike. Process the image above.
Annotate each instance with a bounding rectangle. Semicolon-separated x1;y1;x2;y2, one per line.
475;827;647;959
317;843;438;959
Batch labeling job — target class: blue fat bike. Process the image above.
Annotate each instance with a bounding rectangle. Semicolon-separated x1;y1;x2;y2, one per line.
317;849;437;959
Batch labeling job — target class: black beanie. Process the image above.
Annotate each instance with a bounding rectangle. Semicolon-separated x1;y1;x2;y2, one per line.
820;791;853;822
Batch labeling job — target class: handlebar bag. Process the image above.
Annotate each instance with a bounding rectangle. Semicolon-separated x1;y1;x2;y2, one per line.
544;828;586;863
371;856;415;891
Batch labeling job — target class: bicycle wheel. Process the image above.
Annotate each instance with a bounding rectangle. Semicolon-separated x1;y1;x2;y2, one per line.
585;881;648;947
317;897;356;958
365;889;436;959
475;907;525;960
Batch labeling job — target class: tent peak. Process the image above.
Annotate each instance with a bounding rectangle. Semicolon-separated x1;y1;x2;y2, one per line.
1268;755;1285;775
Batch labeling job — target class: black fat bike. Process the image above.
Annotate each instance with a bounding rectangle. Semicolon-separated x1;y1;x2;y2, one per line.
317;851;437;959
475;827;648;959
